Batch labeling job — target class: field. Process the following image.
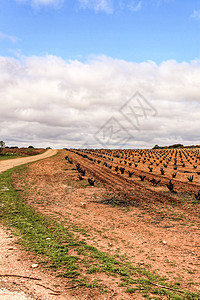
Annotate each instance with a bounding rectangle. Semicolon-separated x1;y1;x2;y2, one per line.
69;147;200;198
0;147;45;160
1;147;198;299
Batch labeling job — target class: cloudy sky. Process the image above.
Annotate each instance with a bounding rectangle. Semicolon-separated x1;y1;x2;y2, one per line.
0;0;200;149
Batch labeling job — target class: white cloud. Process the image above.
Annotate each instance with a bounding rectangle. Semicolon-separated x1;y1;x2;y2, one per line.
79;0;113;14
127;1;142;12
191;9;200;21
0;32;17;43
17;0;113;12
153;0;174;7
0;55;200;148
16;0;64;8
32;0;63;6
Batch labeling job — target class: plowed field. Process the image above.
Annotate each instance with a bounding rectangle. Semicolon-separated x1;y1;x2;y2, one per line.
8;149;199;299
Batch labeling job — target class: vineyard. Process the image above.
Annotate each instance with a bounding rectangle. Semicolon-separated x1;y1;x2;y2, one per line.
65;147;200;206
4;148;199;299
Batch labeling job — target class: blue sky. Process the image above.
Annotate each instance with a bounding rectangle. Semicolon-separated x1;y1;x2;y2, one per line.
1;0;200;63
1;0;200;148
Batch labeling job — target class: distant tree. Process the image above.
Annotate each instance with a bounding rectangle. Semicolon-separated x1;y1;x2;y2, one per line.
168;144;184;149
0;141;4;154
153;144;184;149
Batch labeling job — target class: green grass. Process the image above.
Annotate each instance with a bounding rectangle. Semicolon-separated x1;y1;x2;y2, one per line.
0;153;21;160
0;165;199;299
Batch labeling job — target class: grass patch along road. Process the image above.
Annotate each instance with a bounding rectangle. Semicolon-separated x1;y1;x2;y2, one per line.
0;153;22;160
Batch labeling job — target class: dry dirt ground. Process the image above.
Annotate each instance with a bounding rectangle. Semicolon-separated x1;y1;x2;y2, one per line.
0;149;74;300
0;149;200;299
0;225;78;300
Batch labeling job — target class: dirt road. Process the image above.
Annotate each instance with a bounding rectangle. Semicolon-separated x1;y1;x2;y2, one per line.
0;149;57;173
0;149;72;300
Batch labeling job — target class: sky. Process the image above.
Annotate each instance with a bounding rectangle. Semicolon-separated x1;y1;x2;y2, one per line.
0;0;200;149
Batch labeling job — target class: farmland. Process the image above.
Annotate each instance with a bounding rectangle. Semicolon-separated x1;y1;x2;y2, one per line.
3;147;199;299
0;147;45;160
69;147;200;198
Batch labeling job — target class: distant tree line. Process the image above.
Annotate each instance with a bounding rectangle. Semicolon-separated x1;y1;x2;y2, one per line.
153;144;200;149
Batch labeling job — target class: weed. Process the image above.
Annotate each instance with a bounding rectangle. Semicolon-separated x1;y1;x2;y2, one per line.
125;287;137;294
